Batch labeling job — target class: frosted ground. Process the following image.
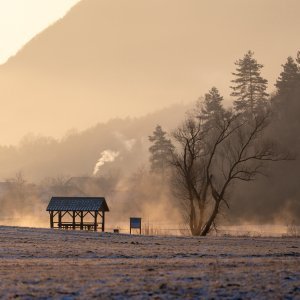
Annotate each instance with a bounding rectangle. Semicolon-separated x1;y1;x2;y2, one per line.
0;226;299;299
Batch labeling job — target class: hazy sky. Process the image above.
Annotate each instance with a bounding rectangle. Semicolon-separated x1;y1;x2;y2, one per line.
0;0;80;63
0;0;300;145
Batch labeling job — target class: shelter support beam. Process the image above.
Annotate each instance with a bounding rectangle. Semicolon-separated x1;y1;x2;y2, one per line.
102;211;105;232
50;211;54;228
72;211;76;230
94;211;98;232
58;212;62;228
80;211;83;230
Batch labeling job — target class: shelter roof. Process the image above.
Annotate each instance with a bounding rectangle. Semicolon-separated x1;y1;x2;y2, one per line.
46;197;109;212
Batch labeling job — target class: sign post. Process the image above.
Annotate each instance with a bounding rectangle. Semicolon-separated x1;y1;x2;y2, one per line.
130;217;142;235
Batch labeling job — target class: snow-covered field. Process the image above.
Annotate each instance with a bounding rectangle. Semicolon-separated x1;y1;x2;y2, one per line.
0;226;299;299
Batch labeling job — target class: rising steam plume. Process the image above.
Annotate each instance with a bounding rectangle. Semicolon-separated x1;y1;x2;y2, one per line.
93;150;119;176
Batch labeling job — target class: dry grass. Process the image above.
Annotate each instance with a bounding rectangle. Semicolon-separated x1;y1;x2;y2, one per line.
0;225;299;299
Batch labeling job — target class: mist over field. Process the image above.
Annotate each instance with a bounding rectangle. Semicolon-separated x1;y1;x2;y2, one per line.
0;89;299;230
0;0;299;233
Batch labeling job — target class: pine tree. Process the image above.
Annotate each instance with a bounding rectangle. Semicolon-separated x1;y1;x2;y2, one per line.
149;125;174;173
275;56;299;96
230;51;268;114
201;87;225;121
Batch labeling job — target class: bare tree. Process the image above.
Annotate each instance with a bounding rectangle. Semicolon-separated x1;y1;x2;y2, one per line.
171;109;290;236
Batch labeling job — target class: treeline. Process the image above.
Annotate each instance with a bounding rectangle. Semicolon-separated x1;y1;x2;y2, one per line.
148;51;300;235
230;51;300;226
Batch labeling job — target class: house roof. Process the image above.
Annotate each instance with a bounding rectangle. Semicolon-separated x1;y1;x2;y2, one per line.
65;177;105;196
46;197;109;212
66;177;93;185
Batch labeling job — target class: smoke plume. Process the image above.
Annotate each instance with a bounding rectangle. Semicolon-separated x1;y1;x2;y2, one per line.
93;150;119;176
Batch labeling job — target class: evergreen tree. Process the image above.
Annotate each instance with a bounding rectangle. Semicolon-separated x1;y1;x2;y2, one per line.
230;51;268;114
149;125;174;173
275;56;299;96
201;87;225;121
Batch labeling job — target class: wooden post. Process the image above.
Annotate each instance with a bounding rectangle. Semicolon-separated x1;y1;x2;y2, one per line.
94;211;98;232
50;211;54;228
72;211;76;230
58;211;62;228
80;211;83;230
102;210;105;232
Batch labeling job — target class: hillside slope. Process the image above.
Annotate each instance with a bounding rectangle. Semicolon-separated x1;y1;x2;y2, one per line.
1;0;299;144
0;103;187;181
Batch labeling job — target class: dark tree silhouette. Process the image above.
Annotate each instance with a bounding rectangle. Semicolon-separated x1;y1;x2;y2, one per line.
149;125;174;174
171;105;289;236
199;87;225;124
231;51;268;114
275;56;299;96
296;51;300;65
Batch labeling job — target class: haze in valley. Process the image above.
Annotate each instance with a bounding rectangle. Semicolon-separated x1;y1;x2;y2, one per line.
0;0;299;229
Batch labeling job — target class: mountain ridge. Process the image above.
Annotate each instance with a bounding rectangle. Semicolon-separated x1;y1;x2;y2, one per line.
0;0;299;144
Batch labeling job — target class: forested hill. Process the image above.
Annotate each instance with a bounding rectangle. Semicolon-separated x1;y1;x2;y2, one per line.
0;104;187;182
230;56;300;224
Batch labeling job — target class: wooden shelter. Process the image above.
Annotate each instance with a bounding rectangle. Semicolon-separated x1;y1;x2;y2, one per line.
46;197;109;232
